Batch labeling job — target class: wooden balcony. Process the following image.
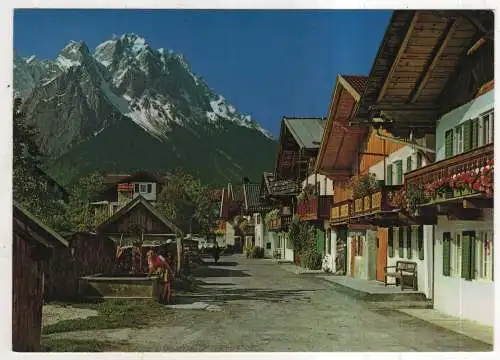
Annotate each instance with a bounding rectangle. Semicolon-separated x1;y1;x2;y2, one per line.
330;200;351;225
351;185;403;217
405;144;494;217
405;144;493;194
297;195;333;221
267;215;293;232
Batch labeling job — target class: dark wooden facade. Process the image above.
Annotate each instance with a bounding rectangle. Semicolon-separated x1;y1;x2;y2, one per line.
97;196;182;236
12;203;68;352
44;233;117;301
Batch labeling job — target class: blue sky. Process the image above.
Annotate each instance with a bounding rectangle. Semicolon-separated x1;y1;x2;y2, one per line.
14;9;391;137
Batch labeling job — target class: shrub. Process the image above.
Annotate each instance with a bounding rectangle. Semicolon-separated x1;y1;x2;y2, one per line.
301;249;323;270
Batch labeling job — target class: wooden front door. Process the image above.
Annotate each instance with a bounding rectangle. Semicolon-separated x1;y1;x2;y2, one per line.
376;228;388;281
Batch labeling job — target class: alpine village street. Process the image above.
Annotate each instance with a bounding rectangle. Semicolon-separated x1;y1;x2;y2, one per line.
12;9;494;353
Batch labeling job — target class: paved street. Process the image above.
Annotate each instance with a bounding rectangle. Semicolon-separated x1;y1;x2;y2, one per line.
48;254;492;351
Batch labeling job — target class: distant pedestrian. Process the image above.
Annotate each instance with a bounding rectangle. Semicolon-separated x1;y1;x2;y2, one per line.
213;242;220;264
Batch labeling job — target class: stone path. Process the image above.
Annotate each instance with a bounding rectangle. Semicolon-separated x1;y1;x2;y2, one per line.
45;254;493;351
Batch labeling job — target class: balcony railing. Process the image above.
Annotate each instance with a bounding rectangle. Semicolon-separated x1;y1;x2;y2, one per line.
267;215;293;232
330;200;351;224
297;195;333;221
351;185;403;217
405;143;494;197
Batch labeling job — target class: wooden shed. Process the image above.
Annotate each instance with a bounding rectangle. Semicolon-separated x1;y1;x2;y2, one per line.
43;232;117;301
12;202;68;352
96;195;184;272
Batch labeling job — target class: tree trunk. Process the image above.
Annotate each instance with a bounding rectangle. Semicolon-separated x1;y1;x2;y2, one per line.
176;237;182;273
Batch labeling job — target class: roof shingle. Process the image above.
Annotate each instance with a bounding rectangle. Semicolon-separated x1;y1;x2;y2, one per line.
341;75;368;96
283;117;325;149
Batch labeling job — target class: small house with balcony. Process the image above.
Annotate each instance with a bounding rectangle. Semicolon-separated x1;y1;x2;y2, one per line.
91;171;166;219
353;10;494;324
260;172;299;260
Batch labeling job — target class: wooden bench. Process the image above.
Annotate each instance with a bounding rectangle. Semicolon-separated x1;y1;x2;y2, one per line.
384;261;417;291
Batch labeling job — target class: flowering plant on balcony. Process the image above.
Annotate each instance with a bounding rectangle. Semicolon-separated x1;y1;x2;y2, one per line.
350;173;380;198
297;183;316;202
423;158;494;199
264;209;280;225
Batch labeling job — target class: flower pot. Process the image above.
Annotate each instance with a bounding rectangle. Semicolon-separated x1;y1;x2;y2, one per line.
453;188;462;198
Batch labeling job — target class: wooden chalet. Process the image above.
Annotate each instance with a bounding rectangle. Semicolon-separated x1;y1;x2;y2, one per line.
352;10;493;139
275;117;325;182
259;172;298;232
351;10;494;324
13;202;68;352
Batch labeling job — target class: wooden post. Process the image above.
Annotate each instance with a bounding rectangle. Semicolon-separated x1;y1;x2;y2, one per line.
176;236;182;273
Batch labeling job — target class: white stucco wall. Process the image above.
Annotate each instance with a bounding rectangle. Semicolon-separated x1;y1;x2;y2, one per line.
224;222;236;246
322;228;336;273
369;144;432;184
253;213;265;249
435;90;494;162
301;173;334;196
131;182;157;201
386;225;434;299
433;209;494;326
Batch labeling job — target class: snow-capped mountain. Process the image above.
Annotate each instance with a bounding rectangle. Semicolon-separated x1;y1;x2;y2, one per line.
14;34;276;186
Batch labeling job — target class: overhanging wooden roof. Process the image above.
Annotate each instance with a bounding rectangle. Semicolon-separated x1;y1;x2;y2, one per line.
315;74;368;178
352;10;494;137
97;195;183;236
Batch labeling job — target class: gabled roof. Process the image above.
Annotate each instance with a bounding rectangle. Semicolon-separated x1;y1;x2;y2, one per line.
103;174;130;185
13;202;69;248
242;183;272;213
315;74;369;177
282;117;325;150
261;172;299;197
96;195;183;236
102;171;166;185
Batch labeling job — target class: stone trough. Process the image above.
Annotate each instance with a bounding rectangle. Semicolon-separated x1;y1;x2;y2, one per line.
78;273;162;300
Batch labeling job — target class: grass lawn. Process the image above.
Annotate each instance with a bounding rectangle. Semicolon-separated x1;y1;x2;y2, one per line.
41;338;129;352
43;298;170;335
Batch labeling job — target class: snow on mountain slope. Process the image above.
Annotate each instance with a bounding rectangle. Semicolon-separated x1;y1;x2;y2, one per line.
14;32;274;162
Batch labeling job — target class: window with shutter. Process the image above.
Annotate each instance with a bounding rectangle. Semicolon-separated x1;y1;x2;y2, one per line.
406;227;412;259
388;227;394;258
398;227;404;258
461;231;476;281
445;130;454;158
416;152;423;168
418;226;424;260
471;118;479;149
406;156;412;173
442;232;451;276
463;120;472;152
395;160;403;185
455;125;464;155
386;164;393;185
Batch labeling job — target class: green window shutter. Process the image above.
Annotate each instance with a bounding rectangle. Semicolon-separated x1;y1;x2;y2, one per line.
442;232;451;276
418;226;424;260
316;228;325;255
388;228;394;258
398;227;404;258
406;227;412;259
406;156;413;173
445;130;454;158
395;160;403;185
386;164;393;185
463;120;472;152
471;118;479;149
416;152;423;168
461;231;476;281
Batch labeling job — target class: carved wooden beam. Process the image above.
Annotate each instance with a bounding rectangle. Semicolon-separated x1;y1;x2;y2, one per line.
377;11;419;103
410;19;459;103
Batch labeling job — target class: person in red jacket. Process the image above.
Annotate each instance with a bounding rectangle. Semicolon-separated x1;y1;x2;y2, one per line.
147;249;175;304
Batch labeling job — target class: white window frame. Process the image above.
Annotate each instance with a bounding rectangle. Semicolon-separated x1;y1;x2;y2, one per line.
454;124;464;155
451;233;462;278
478;110;494;147
475;231;493;282
139;184;147;193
